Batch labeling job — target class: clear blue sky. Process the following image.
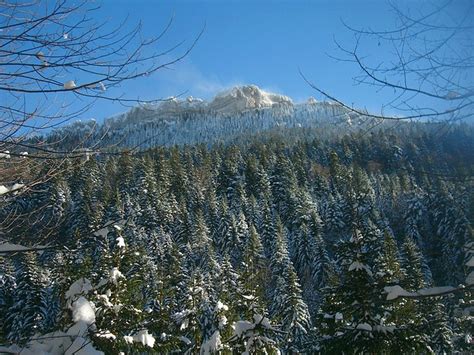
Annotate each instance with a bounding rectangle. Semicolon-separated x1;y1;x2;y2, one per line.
85;0;470;120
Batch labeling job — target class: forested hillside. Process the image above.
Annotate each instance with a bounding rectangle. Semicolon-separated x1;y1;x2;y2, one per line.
1;123;473;353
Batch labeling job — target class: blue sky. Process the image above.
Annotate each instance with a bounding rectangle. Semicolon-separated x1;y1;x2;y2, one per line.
84;0;470;120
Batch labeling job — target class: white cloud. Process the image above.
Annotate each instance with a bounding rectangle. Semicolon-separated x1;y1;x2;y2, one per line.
156;59;243;99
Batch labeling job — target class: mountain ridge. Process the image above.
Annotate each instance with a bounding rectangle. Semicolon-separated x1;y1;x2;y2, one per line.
108;84;338;121
49;85;367;149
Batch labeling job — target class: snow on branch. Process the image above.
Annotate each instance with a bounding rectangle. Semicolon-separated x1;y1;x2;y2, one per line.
384;284;473;301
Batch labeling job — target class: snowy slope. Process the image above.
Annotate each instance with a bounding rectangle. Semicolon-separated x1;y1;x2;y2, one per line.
51;85;369;149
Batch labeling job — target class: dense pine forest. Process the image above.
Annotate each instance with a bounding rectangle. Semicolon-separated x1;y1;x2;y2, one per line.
1;123;473;354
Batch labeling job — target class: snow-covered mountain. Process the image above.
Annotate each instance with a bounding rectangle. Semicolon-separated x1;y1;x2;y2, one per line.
52;85;369;149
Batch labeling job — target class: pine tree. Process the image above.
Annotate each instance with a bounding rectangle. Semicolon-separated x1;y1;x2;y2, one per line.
377;231;403;285
312;229;337;309
318;227;421;353
0;256;16;341
173;270;216;353
133;156;160;230
218;147;243;206
40;281;61;334
232;210;248;266
240;224;269;308
214;198;233;255
169;147;188;201
270;153;297;220
6;252;47;343
188;210;219;273
290;222;318;308
323;191;347;239
427;301;454;353
399;236;454;352
429;182;470;285
173;201;193;247
90;228;182;353
329;150;347;192
215;257;245;343
269;220;311;352
259;199;277;259
228;314;281;354
401;236;426;291
244;154;261;198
